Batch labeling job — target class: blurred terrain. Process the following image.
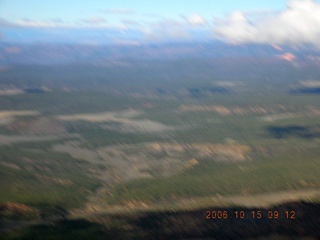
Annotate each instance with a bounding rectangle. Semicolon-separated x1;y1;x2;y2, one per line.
0;41;320;239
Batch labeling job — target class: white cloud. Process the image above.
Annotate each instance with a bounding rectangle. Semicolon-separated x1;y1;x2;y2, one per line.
3;18;70;28
214;0;320;47
121;19;140;26
299;80;320;87
141;16;213;42
184;14;206;26
17;19;61;28
50;18;65;24
144;26;191;41
0;18;15;27
82;17;106;25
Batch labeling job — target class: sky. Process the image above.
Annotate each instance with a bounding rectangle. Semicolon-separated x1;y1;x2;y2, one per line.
0;0;287;25
1;0;320;45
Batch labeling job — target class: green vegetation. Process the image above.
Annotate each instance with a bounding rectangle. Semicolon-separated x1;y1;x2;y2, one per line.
1;220;106;240
108;147;320;204
0;62;320;238
0;91;144;115
66;121;164;147
0;148;100;208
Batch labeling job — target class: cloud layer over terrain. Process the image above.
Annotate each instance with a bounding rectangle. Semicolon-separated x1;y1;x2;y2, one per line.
214;0;320;46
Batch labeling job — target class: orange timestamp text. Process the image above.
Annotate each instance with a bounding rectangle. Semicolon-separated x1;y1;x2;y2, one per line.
205;210;296;220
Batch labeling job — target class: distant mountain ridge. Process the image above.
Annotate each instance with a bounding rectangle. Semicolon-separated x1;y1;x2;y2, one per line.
1;41;320;65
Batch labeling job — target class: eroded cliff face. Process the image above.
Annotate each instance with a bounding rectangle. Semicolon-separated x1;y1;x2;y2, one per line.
94;201;320;239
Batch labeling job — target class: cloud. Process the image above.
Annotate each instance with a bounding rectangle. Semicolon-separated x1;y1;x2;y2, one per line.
81;17;106;25
141;16;213;43
214;0;320;47
1;18;69;28
278;53;296;61
144;26;191;42
0;17;109;29
17;19;62;27
50;18;65;24
121;19;140;26
299;80;320;87
0;18;15;27
143;18;191;41
272;44;284;51
184;14;206;26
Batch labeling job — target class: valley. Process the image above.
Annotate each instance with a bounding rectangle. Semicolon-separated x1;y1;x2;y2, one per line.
0;55;319;240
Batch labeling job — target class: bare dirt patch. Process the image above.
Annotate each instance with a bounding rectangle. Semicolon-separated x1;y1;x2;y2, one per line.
260;113;298;122
53;141;252;183
178;104;274;115
185;189;320;209
0;89;24;95
56;110;173;133
0;111;39;126
56;110;141;122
